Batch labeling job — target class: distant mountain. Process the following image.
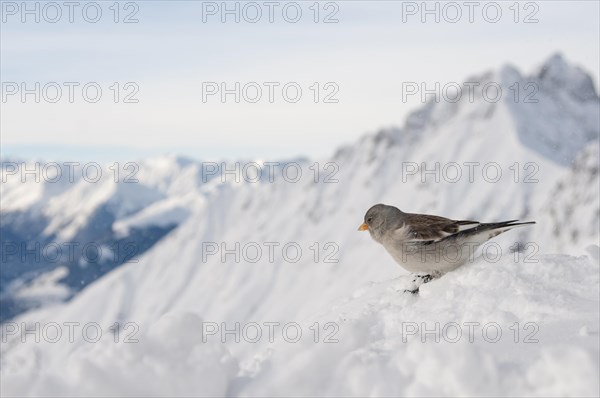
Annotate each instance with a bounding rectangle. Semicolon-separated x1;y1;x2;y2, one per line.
0;155;310;320
508;53;599;165
0;160;181;320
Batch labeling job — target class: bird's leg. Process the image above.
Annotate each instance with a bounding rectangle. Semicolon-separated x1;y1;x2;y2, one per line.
413;274;434;284
403;274;434;294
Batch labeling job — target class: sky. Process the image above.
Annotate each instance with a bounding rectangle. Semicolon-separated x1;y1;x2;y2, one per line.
1;0;599;162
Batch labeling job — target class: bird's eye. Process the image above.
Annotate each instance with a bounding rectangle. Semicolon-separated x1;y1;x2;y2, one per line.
367;217;372;223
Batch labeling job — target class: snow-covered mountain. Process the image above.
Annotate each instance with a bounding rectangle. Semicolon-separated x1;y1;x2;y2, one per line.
1;54;598;396
0;155;314;320
0;159;184;320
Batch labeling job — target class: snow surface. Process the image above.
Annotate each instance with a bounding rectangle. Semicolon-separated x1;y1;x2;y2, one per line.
1;254;598;397
1;54;599;396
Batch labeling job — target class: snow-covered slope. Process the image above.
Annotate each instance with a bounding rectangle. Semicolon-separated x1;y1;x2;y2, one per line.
1;54;598;396
538;140;600;252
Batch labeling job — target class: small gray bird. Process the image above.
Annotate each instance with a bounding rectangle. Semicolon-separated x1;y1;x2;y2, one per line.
359;204;535;292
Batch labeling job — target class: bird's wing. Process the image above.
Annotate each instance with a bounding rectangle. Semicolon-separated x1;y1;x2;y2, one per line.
394;214;533;245
395;213;481;243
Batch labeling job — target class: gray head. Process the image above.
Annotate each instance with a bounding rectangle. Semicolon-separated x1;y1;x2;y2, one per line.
358;204;405;243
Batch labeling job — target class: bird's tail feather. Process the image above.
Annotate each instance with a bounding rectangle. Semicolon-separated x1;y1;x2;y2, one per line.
417;220;536;247
463;220;536;240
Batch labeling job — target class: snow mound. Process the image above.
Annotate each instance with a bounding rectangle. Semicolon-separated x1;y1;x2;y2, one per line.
1;253;598;397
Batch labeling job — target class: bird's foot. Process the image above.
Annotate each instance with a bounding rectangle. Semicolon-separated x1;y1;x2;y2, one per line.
402;274;434;295
412;274;434;284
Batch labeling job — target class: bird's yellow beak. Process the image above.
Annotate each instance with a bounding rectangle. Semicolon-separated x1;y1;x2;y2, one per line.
358;223;369;231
